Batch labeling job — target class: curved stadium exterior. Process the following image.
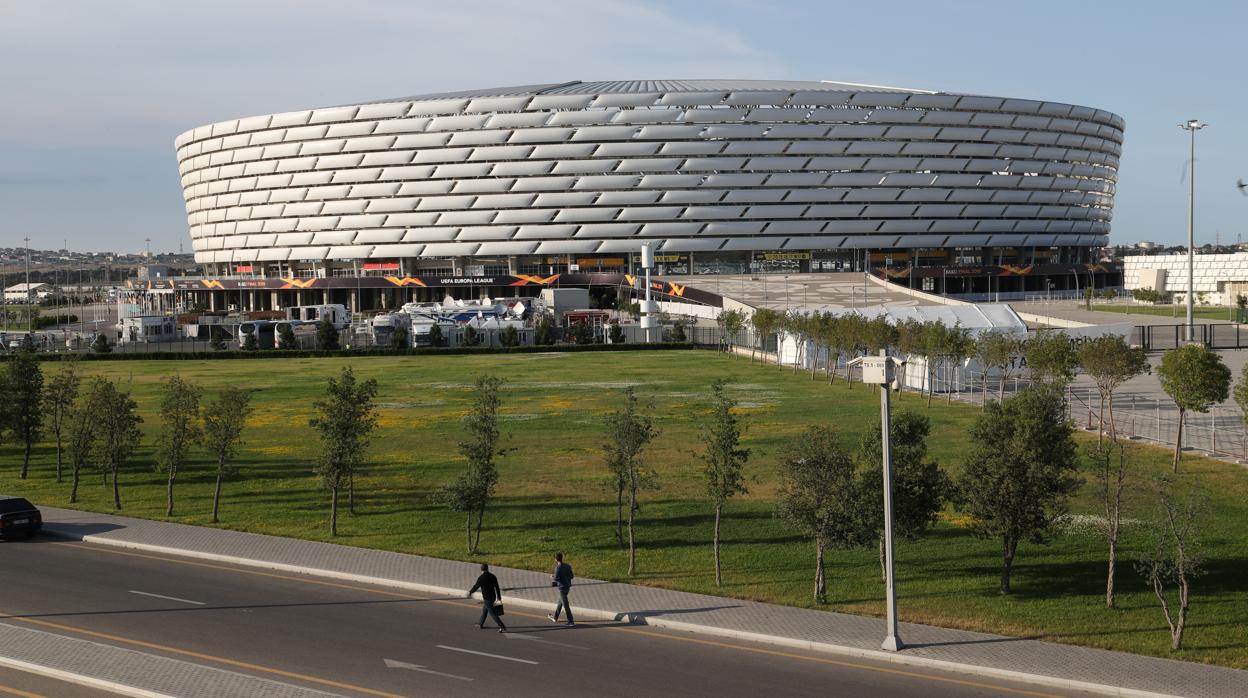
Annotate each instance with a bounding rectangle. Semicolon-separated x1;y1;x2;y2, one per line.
170;80;1123;309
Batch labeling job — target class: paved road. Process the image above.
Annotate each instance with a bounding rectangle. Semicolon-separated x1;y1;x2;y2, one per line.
0;538;1089;698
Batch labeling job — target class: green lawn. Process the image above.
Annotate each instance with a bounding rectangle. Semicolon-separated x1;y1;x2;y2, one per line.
3;351;1246;668
1094;304;1239;322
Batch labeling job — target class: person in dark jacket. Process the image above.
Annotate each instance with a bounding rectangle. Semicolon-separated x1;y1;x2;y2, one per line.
546;552;575;626
467;563;506;632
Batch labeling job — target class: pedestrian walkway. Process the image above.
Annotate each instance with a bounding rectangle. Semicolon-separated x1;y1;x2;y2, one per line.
38;507;1248;698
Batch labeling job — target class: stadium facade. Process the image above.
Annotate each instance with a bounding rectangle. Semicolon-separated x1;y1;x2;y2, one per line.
169;80;1123;311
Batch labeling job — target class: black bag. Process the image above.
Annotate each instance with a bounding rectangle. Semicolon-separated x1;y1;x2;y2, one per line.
493;601;505;616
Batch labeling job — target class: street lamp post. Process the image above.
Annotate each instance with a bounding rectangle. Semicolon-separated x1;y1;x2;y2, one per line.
23;236;32;333
1180;119;1206;342
848;350;905;651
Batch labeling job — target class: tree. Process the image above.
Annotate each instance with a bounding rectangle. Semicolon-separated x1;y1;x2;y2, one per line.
716;308;746;354
91;380;143;510
976;332;1024;401
1135;478;1205;651
42;359;81;483
1233;363;1248;432
607;320;625;344
309;366;379;535
241;331;258;351
500;324;520;347
602;387;657;574
5;348;44;479
91;332;112;354
1084;286;1095;310
1077;335;1149;445
202;387;253;523
857;410;950;580
1104;288;1118;304
428;323;446;347
1025;331;1079;388
154;375;202;517
776;426;861;603
278;323;297;349
462;324;481;347
700;380;750;586
209;324;229;351
67;380;104;504
1088;442;1131;608
533;315;556;346
316;316;340;351
956;388;1080;594
439;376;507;554
749;308;781;364
1157;344;1231;471
669;319;687;343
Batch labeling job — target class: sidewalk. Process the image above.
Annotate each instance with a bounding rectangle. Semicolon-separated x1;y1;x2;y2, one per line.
37;506;1248;698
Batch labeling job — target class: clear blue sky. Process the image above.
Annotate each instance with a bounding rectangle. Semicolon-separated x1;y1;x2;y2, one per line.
1;0;1244;253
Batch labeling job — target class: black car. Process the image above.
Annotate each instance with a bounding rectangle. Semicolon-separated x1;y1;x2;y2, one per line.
0;497;42;539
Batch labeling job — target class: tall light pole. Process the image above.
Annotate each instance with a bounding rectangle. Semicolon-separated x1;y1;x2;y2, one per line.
1180;119;1206;342
23;236;32;333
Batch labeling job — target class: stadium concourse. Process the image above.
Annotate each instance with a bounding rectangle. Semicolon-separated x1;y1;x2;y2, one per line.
658;272;920;311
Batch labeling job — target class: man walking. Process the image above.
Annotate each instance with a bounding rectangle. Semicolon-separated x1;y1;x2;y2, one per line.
547;552;575;626
467;563;506;633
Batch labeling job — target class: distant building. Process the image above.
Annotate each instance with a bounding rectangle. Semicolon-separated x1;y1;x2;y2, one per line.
1123;252;1248;304
3;282;56;302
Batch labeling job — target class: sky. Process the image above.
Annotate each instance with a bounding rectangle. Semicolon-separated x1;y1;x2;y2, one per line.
1;0;1245;254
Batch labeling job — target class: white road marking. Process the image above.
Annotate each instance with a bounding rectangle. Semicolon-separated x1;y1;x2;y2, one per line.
383;658;473;681
127;590;205;605
435;645;539;665
505;633;590;650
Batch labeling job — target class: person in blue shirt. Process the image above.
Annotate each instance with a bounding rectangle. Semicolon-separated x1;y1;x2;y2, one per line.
546;552;575;626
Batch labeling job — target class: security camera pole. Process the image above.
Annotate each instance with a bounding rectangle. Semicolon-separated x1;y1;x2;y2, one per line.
1179;119;1206;342
640;243;656;343
848;349;905;651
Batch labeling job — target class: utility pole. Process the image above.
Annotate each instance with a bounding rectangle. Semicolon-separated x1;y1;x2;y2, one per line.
1180;119;1206;342
23;236;32;333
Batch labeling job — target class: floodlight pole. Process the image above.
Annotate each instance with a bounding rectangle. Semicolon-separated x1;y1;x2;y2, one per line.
640;243;656;343
1180;119;1205;342
878;348;902;651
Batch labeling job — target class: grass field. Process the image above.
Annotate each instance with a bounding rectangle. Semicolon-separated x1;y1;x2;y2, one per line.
1093;304;1240;322
2;351;1246;668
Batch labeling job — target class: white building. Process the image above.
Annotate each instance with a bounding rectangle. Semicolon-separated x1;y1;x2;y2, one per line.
3;283;55;302
1123;252;1248;305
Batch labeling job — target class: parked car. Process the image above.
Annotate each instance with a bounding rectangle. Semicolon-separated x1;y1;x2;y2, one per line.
0;497;42;539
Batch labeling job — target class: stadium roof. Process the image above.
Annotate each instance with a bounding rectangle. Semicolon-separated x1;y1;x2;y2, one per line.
377;79;947;105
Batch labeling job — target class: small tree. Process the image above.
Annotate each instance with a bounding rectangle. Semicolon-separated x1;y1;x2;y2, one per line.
91;381;144;510
533;315;556;346
569;321;594;345
209;324;229;351
700;380;750;586
91;332;112;354
154;375;202;517
857;410;950;580
717;308;746;354
976;332;1024;401
602;387;657;574
1135;478;1205;651
776;426;861;603
1157;344;1231;471
428;323;446;347
316;316;340;351
1078;335;1149;444
67;380;104;504
669;319;687;343
1084;286;1095;310
1088;442;1132;608
278;323;297;349
956;388;1080;594
42;359;81;483
462;324;481;347
309;366;379;535
750;308;781;363
1104;288;1118;304
202;387;253;523
500;324;520;347
607;320;625;344
1025;331;1079;388
6;349;44;479
241;331;258;351
439;376;507;553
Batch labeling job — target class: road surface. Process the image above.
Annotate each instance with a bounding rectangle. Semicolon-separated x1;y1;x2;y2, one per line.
0;536;1090;698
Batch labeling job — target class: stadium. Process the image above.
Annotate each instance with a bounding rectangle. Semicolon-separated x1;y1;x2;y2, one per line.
168;79;1124;312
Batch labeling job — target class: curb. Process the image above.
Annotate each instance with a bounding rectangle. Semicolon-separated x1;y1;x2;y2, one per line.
0;647;174;698
54;530;1188;698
